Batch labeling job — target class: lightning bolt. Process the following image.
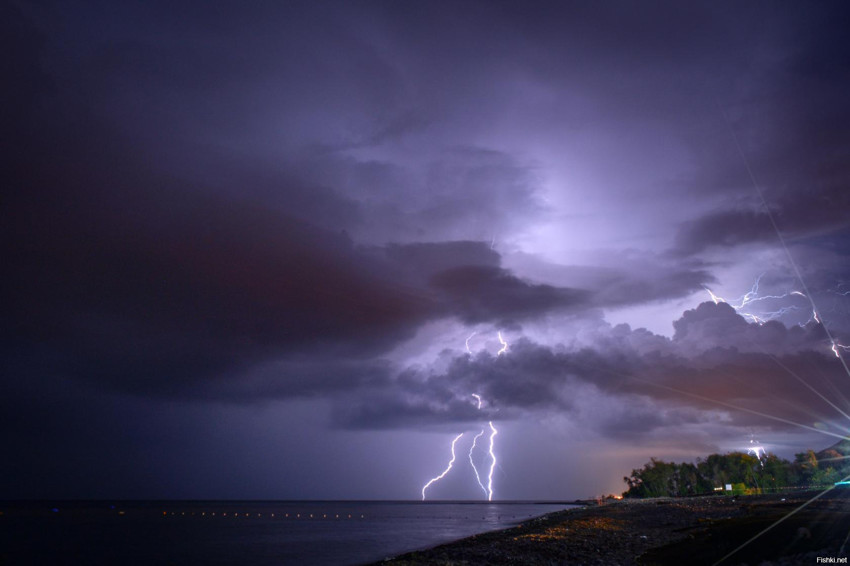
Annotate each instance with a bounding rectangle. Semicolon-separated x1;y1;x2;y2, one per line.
497;331;508;356
704;277;805;325
705;287;724;305
486;421;498;501
468;429;488;497
421;433;464;501
419;334;505;501
747;437;766;467
465;332;477;354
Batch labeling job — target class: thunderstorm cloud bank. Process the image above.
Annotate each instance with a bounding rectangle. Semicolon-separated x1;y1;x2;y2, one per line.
3;0;850;499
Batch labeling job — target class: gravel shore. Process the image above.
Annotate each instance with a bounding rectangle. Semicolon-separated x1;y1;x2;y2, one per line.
372;489;850;565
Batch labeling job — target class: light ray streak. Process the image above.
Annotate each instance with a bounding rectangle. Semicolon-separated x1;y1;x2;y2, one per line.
711;474;850;566
468;430;488;497
566;350;850;442
841;527;850;557
486;421;498;501
637;378;850;443
723;108;850;378
497;331;508;356
421;433;464;501
759;347;850;422
815;454;850;465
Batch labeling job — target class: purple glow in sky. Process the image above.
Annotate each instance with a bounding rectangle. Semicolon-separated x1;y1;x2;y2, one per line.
3;0;850;500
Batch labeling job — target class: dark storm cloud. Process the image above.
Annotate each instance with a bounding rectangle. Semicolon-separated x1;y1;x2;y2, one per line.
3;161;587;399
7;0;850;500
3;1;599;400
339;302;848;437
430;265;588;325
667;2;850;258
673;192;850;257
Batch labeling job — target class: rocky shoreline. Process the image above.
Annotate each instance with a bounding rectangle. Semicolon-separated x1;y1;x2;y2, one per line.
371;489;850;565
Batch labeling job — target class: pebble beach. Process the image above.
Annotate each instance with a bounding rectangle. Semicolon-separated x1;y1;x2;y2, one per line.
374;489;850;565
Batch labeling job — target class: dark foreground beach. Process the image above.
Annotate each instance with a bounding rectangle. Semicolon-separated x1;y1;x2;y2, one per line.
374;489;850;565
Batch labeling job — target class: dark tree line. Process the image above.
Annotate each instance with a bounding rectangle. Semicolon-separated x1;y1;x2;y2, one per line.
622;448;850;498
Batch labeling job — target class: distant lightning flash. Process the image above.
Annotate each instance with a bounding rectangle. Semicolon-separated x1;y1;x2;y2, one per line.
421;433;464;500
703;276;804;325
721;109;850;380
747;437;766;467
704;281;850;363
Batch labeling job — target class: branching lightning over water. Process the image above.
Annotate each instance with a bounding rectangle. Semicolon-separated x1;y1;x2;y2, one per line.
420;333;506;500
421;433;464;500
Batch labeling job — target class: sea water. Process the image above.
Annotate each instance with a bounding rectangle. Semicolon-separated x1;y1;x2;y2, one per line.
0;500;576;565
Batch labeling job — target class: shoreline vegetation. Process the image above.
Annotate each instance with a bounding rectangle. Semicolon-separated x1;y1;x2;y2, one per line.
376;440;850;565
374;489;850;565
621;441;850;499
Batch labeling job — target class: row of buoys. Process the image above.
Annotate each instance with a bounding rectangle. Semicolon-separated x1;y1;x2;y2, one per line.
162;511;366;519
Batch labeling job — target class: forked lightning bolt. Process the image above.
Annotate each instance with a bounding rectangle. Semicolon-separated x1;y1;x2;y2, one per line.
420;334;506;500
421;433;464;500
704;277;804;325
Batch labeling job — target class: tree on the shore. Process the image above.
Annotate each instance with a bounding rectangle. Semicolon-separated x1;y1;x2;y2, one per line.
622;444;850;498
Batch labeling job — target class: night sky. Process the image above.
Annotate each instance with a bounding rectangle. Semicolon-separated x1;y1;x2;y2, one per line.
4;1;850;501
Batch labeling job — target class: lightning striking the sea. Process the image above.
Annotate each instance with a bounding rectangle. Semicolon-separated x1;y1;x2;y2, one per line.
468;430;488;497
420;333;506;500
421;433;464;501
486;421;498;501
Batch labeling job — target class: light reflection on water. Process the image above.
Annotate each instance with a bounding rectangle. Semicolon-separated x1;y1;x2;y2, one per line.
0;501;577;565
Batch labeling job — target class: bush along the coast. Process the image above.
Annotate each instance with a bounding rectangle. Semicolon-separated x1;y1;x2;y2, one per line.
622;438;850;498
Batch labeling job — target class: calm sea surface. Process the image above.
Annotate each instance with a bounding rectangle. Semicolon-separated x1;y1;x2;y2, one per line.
0;500;576;565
